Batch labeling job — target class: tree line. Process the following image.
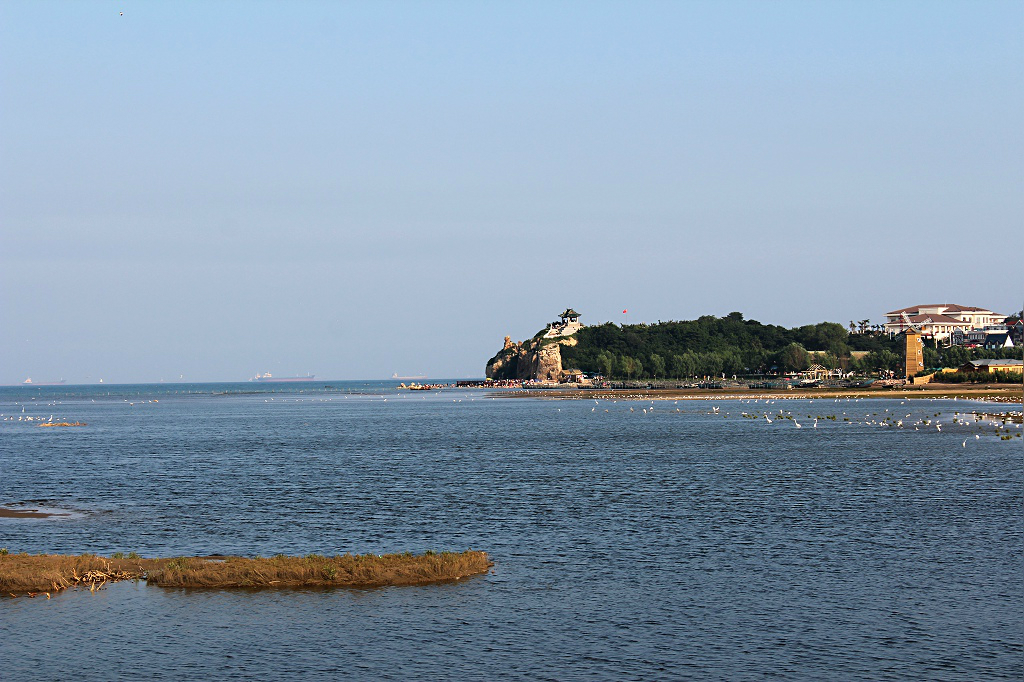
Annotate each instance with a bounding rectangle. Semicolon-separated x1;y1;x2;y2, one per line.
557;312;1021;379
559;313;896;379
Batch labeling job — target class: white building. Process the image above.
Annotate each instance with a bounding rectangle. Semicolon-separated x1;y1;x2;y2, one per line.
883;304;1006;341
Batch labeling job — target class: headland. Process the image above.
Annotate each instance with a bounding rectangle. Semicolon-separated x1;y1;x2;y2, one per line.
486;308;1022;402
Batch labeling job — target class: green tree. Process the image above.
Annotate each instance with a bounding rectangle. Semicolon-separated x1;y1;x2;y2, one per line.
648;353;666;379
778;343;810;372
940;345;970;368
619;355;643;379
815;351;840;370
696;352;723;378
671;353;696;378
719;349;744;376
865;349;900;372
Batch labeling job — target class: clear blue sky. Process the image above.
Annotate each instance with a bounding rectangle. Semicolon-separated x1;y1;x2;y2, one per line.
2;1;1021;383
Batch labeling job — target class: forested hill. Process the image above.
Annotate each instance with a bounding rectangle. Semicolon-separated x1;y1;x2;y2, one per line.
558;312;898;378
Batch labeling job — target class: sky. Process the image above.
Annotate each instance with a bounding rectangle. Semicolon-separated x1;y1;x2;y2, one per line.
1;1;1021;383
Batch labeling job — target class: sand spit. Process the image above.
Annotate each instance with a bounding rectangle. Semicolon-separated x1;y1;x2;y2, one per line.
1;550;492;597
502;384;1022;404
0;507;72;519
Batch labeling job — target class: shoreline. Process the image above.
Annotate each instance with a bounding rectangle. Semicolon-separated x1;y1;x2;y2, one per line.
497;384;1023;403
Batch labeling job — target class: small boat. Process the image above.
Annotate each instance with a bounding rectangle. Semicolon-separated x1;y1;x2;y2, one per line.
393;373;428;381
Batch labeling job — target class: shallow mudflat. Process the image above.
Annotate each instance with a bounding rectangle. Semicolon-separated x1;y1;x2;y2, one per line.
508;383;1023;403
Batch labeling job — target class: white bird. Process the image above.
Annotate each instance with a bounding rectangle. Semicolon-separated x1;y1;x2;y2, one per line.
794;420;801;428
765;415;772;424
962;439;967;447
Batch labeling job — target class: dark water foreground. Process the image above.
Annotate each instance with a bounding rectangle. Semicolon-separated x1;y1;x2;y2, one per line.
1;382;1021;680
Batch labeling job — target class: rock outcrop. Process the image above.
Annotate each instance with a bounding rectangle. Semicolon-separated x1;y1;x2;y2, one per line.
486;334;577;381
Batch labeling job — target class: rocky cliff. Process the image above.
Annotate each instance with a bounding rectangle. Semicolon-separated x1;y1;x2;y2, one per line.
486;334;577;381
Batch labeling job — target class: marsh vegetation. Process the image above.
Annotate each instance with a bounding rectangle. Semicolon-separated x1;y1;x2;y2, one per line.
0;550;491;596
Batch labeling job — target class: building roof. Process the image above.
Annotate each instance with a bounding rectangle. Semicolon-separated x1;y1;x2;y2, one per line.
559;309;580;318
886;304;995;316
941;304;991;313
984;333;1012;345
892;313;971;325
968;358;1022;367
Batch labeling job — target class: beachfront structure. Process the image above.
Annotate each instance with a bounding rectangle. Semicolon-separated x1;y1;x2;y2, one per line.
544;308;584;338
883;304;1006;341
958;358;1023;375
903;328;925;378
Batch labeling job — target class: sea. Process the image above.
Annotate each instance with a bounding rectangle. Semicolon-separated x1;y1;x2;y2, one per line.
1;381;1021;681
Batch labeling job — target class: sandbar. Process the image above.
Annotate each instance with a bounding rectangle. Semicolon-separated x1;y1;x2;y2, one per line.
502;384;1022;403
0;508;70;519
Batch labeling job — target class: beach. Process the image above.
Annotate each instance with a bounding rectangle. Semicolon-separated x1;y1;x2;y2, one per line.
505;383;1023;404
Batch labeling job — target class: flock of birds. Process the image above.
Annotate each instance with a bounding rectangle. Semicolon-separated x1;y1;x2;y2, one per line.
3;393;1022;444
562;395;1024;444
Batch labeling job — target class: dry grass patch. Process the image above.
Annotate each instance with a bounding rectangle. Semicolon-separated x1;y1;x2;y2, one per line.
0;553;158;596
1;550;491;596
148;550;491;588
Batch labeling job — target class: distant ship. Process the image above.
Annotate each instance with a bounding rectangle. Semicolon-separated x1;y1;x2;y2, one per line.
22;378;66;386
393;373;427;381
251;373;316;383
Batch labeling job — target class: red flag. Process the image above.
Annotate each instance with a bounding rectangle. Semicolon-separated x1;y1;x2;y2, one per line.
622;309;627;314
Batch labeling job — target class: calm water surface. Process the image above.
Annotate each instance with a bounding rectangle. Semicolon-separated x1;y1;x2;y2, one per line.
1;382;1021;680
